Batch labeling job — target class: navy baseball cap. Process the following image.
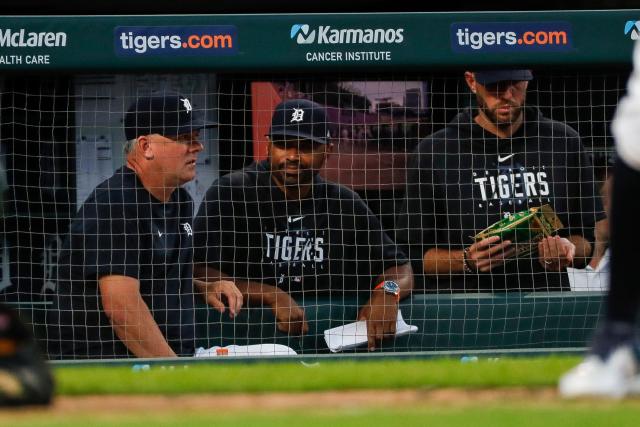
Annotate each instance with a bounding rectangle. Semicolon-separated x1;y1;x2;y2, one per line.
267;99;331;145
124;93;216;141
473;70;533;85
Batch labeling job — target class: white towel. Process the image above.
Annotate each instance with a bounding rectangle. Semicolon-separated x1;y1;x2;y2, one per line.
194;344;297;358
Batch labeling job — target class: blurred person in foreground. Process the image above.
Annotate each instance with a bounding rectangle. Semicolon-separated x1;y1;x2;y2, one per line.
0;161;52;405
559;41;640;398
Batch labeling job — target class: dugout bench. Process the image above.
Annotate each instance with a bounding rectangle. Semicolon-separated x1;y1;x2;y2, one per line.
194;292;604;354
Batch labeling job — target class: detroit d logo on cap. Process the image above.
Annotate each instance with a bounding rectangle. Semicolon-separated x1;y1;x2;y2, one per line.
290;108;305;123
180;98;193;114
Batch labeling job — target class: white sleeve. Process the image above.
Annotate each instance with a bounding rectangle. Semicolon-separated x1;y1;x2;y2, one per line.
613;40;640;171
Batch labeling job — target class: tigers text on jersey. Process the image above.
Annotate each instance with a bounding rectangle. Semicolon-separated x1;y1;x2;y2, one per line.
397;107;604;292
193;161;407;297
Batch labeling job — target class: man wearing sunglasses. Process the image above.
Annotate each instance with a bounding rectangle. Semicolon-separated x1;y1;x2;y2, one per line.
51;94;242;358
193;99;413;351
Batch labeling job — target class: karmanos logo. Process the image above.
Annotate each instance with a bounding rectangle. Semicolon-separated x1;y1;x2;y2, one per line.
115;25;238;56
451;22;573;53
290;24;404;45
291;25;316;44
624;21;640;40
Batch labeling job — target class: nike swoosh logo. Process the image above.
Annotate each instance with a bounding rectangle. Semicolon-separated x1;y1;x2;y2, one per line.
498;154;515;162
157;230;163;237
288;216;304;223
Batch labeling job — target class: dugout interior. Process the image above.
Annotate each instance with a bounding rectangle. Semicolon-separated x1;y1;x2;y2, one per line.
0;10;634;358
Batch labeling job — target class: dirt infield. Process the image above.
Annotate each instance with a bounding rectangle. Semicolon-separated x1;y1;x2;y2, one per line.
3;388;562;416
6;388;640;427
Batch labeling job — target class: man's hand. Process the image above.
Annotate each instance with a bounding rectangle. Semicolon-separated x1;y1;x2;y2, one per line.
270;290;309;335
194;279;243;319
465;235;516;272
358;290;398;351
538;235;576;271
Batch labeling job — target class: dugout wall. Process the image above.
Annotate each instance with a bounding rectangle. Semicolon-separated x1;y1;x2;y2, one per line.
0;11;637;358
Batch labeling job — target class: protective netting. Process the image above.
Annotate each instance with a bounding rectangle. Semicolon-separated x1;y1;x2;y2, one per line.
0;71;622;358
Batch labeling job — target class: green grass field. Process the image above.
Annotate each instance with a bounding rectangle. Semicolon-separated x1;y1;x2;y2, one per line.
54;356;578;395
2;356;640;426
7;404;640;427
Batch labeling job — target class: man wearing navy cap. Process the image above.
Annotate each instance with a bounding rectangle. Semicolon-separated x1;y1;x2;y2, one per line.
51;93;242;358
397;70;603;292
193;99;413;350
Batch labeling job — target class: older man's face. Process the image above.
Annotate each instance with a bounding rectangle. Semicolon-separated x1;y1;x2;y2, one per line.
148;130;204;187
474;78;528;127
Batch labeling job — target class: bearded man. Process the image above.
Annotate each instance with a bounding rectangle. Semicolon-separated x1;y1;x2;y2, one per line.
396;70;603;292
193;99;413;350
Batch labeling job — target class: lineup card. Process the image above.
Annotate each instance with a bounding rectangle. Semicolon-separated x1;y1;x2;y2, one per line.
324;310;418;353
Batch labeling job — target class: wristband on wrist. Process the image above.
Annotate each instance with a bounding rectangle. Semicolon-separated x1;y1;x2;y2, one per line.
462;248;473;273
